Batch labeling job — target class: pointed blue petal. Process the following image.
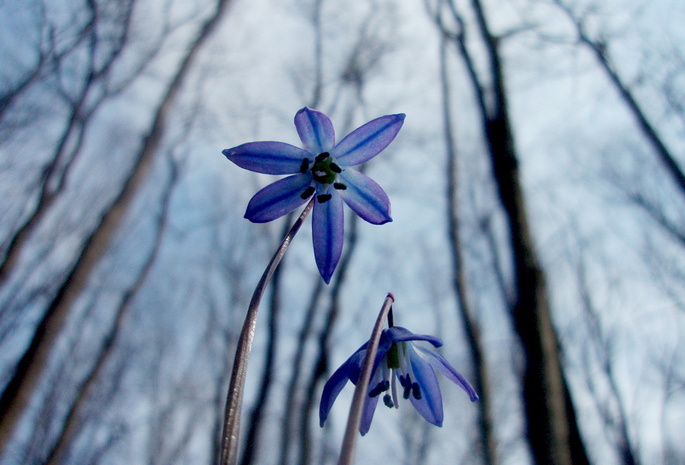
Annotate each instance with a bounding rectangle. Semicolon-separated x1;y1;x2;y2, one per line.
386;326;443;348
337;169;392;225
361;358;384;435
407;345;444;426
312;193;344;283
320;356;355;427
223;142;311;174
347;332;393;386
331;114;405;166
245;174;312;223
295;107;335;154
417;346;479;402
360;384;381;436
344;347;369;385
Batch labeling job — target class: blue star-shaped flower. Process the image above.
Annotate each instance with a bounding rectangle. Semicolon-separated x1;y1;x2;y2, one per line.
319;326;479;435
223;107;405;283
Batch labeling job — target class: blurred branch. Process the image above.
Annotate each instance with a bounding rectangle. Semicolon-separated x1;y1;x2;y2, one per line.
552;0;685;198
574;250;640;465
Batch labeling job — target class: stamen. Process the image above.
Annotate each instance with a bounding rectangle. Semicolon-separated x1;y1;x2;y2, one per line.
400;374;412;400
369;380;389;398
391;372;399;409
383;394;394;408
315;152;329;162
299;158;310;174
317;194;332;203
412;382;421;400
330;163;342;173
403;386;411;399
300;186;315;199
333;183;347;190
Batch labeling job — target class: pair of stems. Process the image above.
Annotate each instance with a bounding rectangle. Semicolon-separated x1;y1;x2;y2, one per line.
217;198;394;465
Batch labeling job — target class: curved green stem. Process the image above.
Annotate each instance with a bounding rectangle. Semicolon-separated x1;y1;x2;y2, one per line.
337;293;395;465
219;198;315;465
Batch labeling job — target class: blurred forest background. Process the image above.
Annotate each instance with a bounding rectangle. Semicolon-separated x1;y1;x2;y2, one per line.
0;0;683;464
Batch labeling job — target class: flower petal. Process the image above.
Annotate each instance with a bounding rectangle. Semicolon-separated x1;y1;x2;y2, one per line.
343;346;369;385
417;346;479;402
337;169;392;225
331;114;405;166
223;142;311;174
407;345;444;426
360;376;381;436
312;193;344;283
319;356;355;427
245;174;312;223
295;107;335;154
386;326;443;348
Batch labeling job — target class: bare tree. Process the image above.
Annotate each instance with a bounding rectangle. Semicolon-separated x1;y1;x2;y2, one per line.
436;26;497;465
429;0;589;463
0;0;233;455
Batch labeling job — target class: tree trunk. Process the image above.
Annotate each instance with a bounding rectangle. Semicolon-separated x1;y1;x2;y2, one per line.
439;34;497;465
469;0;589;461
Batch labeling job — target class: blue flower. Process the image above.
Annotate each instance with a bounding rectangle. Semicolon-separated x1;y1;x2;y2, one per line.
319;326;479;435
223;107;405;283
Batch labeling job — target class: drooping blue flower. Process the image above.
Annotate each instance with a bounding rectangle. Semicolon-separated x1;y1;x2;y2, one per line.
319;326;479;435
223;107;405;283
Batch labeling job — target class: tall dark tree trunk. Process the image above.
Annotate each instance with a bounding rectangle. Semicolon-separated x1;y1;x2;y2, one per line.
467;0;589;463
439;34;497;465
0;0;232;456
433;0;591;463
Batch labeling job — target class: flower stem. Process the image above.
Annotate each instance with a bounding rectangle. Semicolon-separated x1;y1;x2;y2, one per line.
219;198;315;465
337;292;395;465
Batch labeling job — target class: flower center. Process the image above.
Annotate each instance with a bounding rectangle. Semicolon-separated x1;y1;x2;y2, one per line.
387;343;400;369
299;153;347;203
311;152;341;184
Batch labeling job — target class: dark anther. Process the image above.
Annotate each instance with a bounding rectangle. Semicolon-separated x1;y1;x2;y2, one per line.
299;158;310;174
412;382;421;400
369;380;390;398
317;194;332;203
383;394;394;408
369;380;388;398
330;163;342;173
315;152;330;162
400;374;412;399
403;385;411;399
300;186;315;199
333;183;347;190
